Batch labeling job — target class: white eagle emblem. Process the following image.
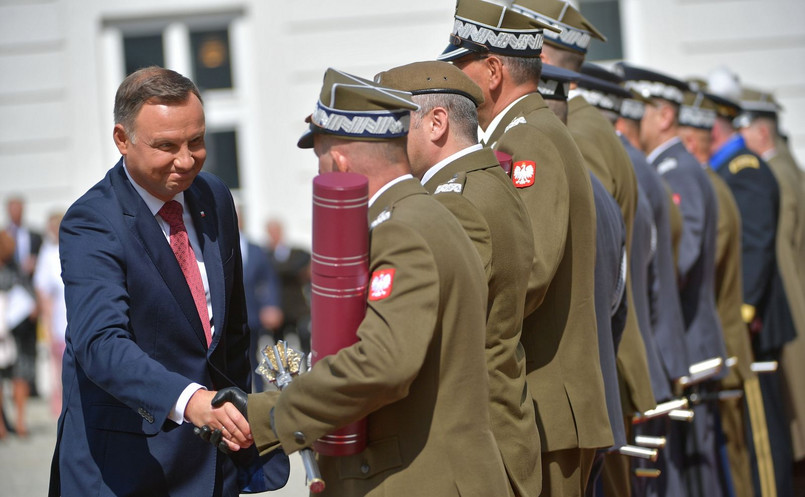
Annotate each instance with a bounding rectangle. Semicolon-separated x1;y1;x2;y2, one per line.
369;269;395;301
512;160;536;188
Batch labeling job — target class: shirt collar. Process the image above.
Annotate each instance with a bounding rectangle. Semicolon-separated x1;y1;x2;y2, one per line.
123;158;186;216
421;144;483;185
369;174;413;207
646;136;681;164
709;133;745;171
479;94;530;145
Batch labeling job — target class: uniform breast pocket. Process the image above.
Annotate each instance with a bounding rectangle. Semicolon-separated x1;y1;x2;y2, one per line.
338;436;403;480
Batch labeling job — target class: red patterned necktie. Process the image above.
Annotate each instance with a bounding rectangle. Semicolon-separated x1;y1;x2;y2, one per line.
158;200;212;347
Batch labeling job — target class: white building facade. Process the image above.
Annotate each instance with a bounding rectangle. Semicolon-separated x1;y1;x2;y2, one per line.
1;0;803;247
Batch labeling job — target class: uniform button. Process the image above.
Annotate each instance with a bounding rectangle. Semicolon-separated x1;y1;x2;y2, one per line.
294;431;306;444
360;463;370;474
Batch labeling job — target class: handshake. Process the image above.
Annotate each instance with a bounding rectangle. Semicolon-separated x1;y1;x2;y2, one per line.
189;387;253;453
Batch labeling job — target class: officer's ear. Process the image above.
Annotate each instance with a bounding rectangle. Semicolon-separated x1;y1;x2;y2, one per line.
658;102;676;132
331;148;350;173
428;107;450;143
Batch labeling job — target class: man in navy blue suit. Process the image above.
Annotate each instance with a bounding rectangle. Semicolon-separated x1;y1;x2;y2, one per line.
48;66;287;496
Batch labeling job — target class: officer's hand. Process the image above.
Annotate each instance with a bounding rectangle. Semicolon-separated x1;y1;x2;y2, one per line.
194;424;232;454
186;389;252;451
212;387;248;418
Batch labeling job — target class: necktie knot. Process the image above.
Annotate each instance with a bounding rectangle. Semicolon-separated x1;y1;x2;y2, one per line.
159;200;184;229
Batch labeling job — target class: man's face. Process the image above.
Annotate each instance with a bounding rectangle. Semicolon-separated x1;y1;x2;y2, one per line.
115;94;206;202
639;100;662;152
452;54;493;128
7;199;22;226
313;135;337;175
405;112;431;180
739;121;765;155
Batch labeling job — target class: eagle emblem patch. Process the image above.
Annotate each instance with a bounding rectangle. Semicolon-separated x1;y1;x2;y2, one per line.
512;161;536;188
368;269;395;301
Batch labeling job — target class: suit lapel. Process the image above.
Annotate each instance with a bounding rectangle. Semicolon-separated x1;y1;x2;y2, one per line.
111;162;210;350
185;182;225;353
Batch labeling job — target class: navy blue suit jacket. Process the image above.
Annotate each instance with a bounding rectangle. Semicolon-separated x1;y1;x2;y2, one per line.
49;160;288;496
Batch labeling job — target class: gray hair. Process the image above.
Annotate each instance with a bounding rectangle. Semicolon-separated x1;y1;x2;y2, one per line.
412;93;479;144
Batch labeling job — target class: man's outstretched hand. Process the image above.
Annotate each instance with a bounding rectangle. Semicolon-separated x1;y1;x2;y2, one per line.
188;387;252;452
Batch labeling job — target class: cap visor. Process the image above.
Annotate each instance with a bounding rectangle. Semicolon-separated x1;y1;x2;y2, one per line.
437;43;471;62
297;129;314;149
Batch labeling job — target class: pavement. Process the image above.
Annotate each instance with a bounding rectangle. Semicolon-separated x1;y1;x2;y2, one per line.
0;342;312;496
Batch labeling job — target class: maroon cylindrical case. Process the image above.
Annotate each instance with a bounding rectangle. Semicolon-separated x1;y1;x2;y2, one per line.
310;172;369;456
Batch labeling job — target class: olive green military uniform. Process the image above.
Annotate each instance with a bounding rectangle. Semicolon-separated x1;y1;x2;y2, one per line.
485;91;613;494
424;146;541;497
767;145;805;465
249;178;510;497
567;96;656;418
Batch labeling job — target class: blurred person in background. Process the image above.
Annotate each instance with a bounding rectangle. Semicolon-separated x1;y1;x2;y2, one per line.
237;206;282;392
0;231;20;439
265;218;311;354
3;196;41;438
33;211;66;416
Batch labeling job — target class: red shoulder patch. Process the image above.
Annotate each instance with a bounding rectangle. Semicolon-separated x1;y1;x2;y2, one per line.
512;161;536;188
368;269;396;301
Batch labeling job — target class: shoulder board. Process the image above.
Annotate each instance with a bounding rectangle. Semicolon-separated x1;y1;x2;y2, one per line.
728;154;760;174
433;172;468;195
370;208;392;230
656;157;678;175
504;116;527;133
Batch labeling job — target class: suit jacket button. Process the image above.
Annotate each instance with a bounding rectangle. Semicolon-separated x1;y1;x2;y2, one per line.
360;463;370;474
294;431;306;444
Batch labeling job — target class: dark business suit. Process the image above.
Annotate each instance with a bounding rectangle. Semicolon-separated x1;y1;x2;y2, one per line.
49;160;288;497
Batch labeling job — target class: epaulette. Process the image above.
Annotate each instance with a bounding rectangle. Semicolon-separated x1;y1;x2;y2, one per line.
370;207;392;230
656;157;678;175
433;172;468;195
728;154;760;175
504;116;527;133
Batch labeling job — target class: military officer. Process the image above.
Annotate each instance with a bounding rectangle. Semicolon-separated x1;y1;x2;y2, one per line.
375;60;541;497
708;76;796;496
512;9;658;474
737;87;805;490
677;84;758;497
536;64;629;496
620;62;729;497
211;68;511;497
437;1;612;494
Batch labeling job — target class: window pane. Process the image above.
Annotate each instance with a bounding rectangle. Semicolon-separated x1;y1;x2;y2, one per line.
204;130;240;189
123;34;164;75
579;0;623;61
191;29;233;90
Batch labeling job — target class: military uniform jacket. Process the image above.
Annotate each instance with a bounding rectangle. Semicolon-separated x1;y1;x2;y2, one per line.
484;92;612;451
622;134;690;383
771;144;805;460
650;138;728;371
567;96;656;414
591;173;629;448
707;169;755;387
711;135;795;354
766;150;805;342
423;147;541;496
248;178;510;497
